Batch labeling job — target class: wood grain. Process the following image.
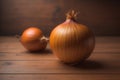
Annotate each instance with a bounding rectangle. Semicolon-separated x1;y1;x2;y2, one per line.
0;52;120;61
0;74;120;80
0;36;120;80
0;37;120;53
0;60;120;74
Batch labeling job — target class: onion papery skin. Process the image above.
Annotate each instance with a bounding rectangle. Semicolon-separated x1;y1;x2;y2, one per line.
20;27;48;52
50;19;95;63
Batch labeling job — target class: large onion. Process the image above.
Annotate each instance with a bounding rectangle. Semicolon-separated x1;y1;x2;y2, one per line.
50;10;95;63
20;27;48;52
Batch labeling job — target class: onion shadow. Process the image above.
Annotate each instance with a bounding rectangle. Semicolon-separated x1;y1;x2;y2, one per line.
61;60;104;70
24;49;52;55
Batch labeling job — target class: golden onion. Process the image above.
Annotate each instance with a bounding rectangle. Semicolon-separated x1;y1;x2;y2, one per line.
20;27;48;52
50;10;95;63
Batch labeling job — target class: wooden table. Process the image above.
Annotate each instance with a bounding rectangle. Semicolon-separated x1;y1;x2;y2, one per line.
0;36;120;80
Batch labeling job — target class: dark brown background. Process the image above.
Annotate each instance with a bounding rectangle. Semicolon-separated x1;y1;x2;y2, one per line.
0;0;120;36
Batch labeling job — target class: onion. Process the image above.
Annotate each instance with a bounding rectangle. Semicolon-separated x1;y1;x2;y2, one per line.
50;10;95;63
20;27;48;52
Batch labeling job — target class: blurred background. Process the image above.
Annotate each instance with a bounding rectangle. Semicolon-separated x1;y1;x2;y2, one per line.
0;0;120;37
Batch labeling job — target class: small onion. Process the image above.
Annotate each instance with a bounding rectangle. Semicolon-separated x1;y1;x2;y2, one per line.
20;27;48;52
50;10;95;63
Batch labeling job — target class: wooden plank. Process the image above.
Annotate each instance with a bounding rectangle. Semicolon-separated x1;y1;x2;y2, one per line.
0;52;119;61
0;58;120;74
0;46;119;53
0;36;120;43
0;74;120;80
1;37;120;43
0;40;120;53
94;37;120;52
0;37;120;53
